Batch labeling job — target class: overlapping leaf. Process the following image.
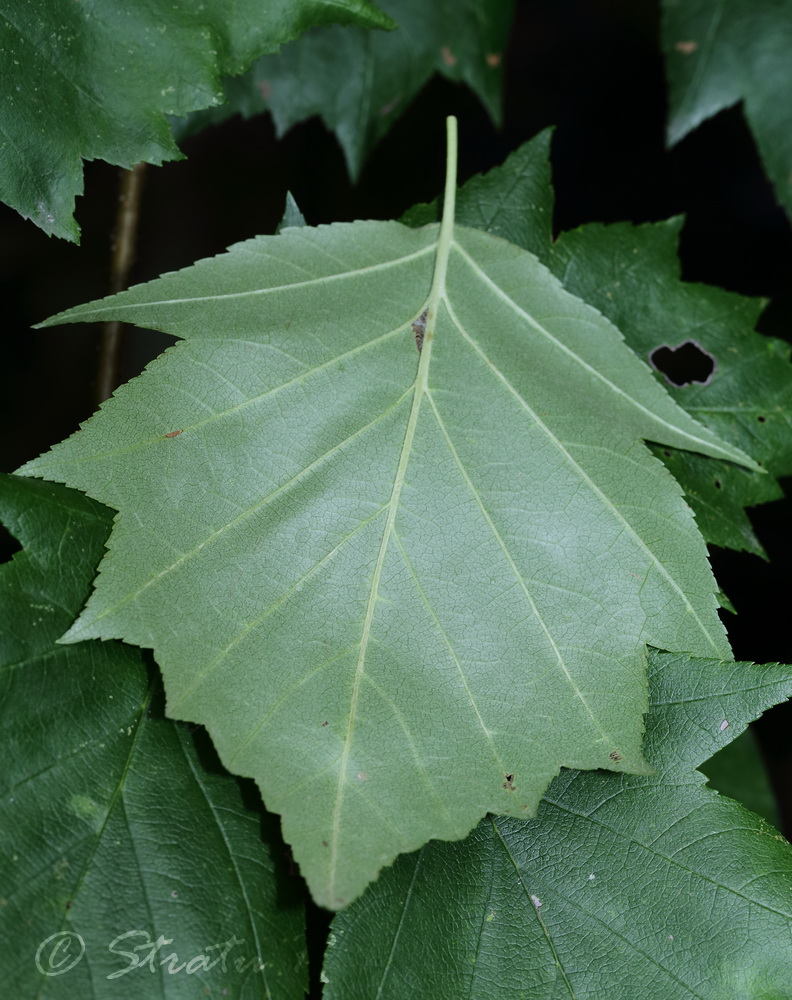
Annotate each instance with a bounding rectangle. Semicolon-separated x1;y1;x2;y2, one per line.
407;131;792;555
662;0;792;217
174;0;514;178
21;137;754;907
0;474;306;998
0;0;392;240
701;728;782;828
323;648;792;999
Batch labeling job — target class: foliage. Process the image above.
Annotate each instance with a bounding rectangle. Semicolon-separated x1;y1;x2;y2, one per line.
324;648;792;999
175;0;514;180
0;473;305;998
663;0;792;218
2;2;791;997
0;0;392;240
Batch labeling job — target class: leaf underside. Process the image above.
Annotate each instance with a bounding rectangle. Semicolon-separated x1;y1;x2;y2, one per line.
411;130;792;557
22;215;751;908
0;0;392;239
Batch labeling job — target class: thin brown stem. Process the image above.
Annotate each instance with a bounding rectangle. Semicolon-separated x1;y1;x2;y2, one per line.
96;162;147;404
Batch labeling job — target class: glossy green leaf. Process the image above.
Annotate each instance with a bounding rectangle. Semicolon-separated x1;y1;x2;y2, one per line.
0;0;392;241
0;474;306;999
662;0;792;216
174;0;514;179
323;649;792;999
417;132;792;556
20;126;753;908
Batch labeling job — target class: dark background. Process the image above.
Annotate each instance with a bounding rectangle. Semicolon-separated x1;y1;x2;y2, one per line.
2;0;790;831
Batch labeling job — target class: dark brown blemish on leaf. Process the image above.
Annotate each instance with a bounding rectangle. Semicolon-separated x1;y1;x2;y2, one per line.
322;841;328;847
502;773;515;791
714;479;722;490
757;414;766;423
675;40;698;55
412;309;428;353
609;751;623;762
485;52;502;67
649;340;716;387
322;721;328;727
164;429;183;438
441;45;457;66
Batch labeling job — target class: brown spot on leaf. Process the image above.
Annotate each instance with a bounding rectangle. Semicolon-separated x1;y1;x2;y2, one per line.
164;429;183;438
322;721;328;727
485;52;502;68
412;309;428;352
609;751;623;762
441;46;457;66
502;773;516;791
675;40;698;54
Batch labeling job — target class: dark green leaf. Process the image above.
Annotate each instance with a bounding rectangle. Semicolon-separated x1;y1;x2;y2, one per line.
401;127;554;258
662;0;792;217
701;728;781;829
175;0;515;179
323;649;792;999
0;474;306;998
0;0;392;240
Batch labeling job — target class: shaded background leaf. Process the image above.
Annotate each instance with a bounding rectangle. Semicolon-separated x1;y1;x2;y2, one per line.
173;0;514;180
0;473;306;998
323;648;792;999
0;0;392;240
662;0;792;218
701;728;781;829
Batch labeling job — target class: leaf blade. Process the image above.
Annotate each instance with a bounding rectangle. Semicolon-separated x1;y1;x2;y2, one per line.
323;649;792;999
0;474;307;999
21;172;753;907
662;0;792;217
0;0;393;239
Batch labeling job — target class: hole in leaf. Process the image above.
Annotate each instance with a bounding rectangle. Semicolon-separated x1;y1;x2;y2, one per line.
757;414;766;423
714;479;722;490
502;773;516;791
648;340;717;387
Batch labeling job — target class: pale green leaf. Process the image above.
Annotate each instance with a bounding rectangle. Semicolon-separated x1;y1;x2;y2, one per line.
662;0;792;217
0;0;392;240
415;132;792;556
174;0;514;179
21;126;754;908
0;474;306;998
323;649;792;999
